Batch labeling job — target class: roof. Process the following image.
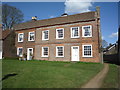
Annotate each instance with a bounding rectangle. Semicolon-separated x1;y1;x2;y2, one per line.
14;11;96;30
2;30;11;40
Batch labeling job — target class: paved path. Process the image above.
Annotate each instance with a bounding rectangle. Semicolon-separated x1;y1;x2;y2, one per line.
81;63;109;88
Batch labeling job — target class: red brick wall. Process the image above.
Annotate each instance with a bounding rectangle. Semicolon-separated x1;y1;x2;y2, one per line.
15;12;101;62
3;30;17;58
35;20;101;62
15;28;36;57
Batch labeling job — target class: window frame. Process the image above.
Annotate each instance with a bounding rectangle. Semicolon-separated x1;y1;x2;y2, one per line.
56;46;64;57
17;47;23;57
28;31;35;41
82;45;93;57
42;47;49;57
42;30;49;40
56;28;64;39
18;33;24;42
71;27;80;38
82;25;92;37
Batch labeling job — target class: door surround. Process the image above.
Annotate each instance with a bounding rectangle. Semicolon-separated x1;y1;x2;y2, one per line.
71;46;79;61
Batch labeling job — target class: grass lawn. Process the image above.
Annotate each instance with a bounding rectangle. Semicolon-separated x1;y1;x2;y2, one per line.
0;60;2;89
101;64;118;88
2;59;103;88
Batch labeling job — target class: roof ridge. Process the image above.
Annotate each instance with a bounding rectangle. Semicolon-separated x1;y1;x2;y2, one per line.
16;11;96;25
14;11;96;30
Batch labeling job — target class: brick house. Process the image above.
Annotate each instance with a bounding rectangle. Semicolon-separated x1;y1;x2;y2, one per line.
2;30;17;58
14;7;102;63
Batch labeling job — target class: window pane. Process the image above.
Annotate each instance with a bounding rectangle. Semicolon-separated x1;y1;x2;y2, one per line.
57;29;63;38
72;27;79;37
19;48;23;56
84;26;91;36
43;47;48;56
84;46;92;56
57;47;63;56
44;31;48;39
74;30;78;36
29;32;35;41
19;34;23;41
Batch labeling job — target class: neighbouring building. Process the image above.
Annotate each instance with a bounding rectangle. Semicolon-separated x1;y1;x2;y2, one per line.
2;29;17;58
103;42;118;64
0;24;2;59
14;7;102;63
103;42;118;55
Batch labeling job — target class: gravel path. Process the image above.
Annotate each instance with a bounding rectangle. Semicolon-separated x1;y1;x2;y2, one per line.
81;63;109;88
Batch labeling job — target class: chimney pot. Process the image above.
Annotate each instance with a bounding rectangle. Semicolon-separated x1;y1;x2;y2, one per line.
32;16;37;20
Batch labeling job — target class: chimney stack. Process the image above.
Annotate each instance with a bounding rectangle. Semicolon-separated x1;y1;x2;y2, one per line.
32;16;37;21
96;7;100;18
61;13;68;17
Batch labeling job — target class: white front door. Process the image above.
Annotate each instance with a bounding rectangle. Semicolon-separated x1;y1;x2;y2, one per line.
0;51;2;59
27;48;33;60
71;46;79;61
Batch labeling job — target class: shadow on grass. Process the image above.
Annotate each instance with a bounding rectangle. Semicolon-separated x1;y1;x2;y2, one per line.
2;73;18;81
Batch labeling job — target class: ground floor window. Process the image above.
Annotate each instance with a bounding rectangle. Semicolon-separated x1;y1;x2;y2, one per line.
17;47;23;57
82;45;92;57
42;47;49;57
56;46;64;57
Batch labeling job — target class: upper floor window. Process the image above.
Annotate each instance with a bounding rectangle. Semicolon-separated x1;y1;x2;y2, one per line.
18;33;24;42
56;28;64;39
82;45;92;57
28;31;35;41
42;30;49;40
56;46;64;57
17;47;23;57
71;27;80;38
82;25;92;37
42;47;49;57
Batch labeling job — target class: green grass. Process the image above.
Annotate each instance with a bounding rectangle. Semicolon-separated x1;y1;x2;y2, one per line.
2;59;103;88
101;64;118;88
0;60;2;89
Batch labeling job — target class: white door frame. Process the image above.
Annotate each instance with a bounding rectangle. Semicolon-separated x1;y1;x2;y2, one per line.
71;46;79;61
27;48;33;60
0;51;2;59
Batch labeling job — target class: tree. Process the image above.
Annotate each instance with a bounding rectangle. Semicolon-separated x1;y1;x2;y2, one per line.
2;4;24;30
102;40;108;48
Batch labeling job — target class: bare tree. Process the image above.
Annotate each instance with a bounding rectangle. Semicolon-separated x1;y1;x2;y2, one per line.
2;4;24;30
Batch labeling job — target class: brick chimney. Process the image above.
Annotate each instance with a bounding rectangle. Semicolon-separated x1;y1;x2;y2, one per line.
32;16;37;21
61;13;68;17
96;6;100;18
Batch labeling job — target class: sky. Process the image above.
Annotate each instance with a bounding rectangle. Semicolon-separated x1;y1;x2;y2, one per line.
3;1;118;44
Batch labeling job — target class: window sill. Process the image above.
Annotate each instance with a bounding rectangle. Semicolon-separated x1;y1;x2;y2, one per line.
18;41;23;43
56;56;64;57
56;38;64;40
28;40;35;42
82;56;93;58
42;39;49;41
82;36;92;38
71;37;80;39
41;56;49;57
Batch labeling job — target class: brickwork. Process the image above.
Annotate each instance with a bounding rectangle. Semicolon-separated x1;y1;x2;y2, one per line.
15;8;101;63
15;28;35;57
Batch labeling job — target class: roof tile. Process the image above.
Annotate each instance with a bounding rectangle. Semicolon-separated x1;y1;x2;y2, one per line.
14;11;96;30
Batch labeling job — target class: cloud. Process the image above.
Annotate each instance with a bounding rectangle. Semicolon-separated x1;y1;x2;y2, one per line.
64;0;93;14
49;15;55;18
109;32;118;38
102;36;104;40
